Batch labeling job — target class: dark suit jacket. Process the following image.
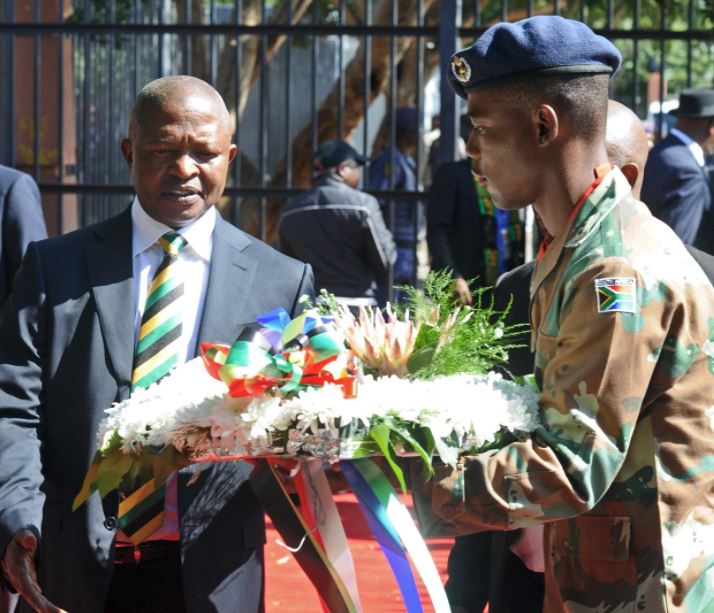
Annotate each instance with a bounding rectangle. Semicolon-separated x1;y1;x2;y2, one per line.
427;159;485;284
0;166;47;308
641;133;711;245
0;208;313;613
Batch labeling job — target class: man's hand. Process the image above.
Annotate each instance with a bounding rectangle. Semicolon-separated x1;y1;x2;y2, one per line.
452;278;473;305
1;530;66;613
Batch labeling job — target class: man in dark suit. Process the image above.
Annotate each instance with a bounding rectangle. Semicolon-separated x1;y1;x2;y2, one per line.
0;168;47;613
641;88;714;248
0;76;313;613
0;165;47;308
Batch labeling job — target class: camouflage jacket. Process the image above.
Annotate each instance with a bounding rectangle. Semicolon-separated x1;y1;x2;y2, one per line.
427;167;714;612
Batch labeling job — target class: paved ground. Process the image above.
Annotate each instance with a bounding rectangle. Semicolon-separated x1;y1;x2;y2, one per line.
264;492;454;612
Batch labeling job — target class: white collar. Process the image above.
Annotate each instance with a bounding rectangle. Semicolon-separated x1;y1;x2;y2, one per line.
131;197;216;261
669;127;706;167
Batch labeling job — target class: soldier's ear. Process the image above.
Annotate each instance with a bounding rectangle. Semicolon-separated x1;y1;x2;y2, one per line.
534;104;558;147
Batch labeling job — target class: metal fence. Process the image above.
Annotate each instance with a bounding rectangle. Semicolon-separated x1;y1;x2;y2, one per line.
1;0;713;244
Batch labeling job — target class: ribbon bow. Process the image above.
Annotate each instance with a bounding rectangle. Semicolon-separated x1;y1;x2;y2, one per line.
201;308;358;398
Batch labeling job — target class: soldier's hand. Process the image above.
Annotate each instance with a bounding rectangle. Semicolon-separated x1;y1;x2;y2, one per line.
452;278;473;306
1;530;66;613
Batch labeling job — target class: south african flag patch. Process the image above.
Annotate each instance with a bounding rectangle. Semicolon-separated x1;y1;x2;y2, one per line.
595;277;636;313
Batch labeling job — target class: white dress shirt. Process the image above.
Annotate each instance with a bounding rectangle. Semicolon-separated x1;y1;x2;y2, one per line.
118;198;216;545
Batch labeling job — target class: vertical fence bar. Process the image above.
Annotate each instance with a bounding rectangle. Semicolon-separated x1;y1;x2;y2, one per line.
501;0;507;24
158;0;164;75
414;0;425;288
210;0;217;85
337;0;345;139
475;0;481;28
259;0;267;241
310;0;318;155
686;0;694;87
57;0;64;234
362;0;372;187
657;1;667;142
132;0;139;98
438;0;458;168
5;2;15;165
527;0;534;18
232;0;242;227
285;0;293;187
632;0;640;114
108;0;116;185
82;0;91;189
33;0;41;180
183;0;191;73
386;0;397;303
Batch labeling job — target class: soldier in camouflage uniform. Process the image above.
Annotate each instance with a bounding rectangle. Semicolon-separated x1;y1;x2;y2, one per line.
419;16;714;612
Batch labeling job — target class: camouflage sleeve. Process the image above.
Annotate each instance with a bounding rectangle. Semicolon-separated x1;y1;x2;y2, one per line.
428;257;681;533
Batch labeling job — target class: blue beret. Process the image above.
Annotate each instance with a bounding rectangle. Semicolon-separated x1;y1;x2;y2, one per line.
448;16;622;98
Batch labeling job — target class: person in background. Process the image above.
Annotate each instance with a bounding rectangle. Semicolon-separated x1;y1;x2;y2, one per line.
641;88;714;249
427;114;525;305
0;76;313;613
279;139;395;311
368;107;423;302
0;167;47;613
415;16;714;612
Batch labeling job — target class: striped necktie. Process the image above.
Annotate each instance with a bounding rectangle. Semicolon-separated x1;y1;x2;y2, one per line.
118;231;187;544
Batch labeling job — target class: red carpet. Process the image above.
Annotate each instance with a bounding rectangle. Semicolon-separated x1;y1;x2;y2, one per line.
264;493;454;612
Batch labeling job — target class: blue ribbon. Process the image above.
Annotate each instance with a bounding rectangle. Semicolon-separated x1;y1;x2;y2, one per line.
340;460;424;613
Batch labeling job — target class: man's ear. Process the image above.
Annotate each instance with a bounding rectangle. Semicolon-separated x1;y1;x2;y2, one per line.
228;144;238;164
534;104;558;147
620;162;640;189
120;139;133;169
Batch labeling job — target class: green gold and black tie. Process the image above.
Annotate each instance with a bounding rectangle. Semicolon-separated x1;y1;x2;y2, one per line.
118;231;187;544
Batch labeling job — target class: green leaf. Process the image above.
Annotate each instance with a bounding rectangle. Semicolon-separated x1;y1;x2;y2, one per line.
96;450;136;498
72;452;101;511
391;425;434;479
368;424;406;493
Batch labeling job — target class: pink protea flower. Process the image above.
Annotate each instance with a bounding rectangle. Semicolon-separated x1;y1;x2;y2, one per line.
333;304;419;377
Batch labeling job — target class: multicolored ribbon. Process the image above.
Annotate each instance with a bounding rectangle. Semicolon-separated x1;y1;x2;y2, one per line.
200;308;358;398
250;459;360;613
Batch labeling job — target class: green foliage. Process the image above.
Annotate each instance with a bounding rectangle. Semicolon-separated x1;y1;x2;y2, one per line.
399;269;529;380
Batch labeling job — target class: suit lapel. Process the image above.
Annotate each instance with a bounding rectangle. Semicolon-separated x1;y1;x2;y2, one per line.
195;216;257;350
84;210;134;392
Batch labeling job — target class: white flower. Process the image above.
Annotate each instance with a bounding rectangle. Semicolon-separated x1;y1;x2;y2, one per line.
99;356;541;467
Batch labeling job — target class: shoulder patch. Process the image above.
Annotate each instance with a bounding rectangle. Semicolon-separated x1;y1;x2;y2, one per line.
595;277;636;313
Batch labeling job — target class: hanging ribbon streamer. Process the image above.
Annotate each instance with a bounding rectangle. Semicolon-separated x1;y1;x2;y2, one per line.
294;459;362;612
342;459;452;613
340;461;423;612
250;459;359;613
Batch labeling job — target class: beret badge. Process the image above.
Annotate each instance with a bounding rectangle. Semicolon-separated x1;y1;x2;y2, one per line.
451;55;472;84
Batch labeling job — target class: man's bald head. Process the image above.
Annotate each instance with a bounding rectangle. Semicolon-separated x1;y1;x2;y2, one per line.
605;100;650;198
128;76;233;140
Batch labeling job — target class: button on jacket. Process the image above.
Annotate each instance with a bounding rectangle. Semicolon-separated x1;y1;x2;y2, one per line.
426;167;714;612
279;175;396;300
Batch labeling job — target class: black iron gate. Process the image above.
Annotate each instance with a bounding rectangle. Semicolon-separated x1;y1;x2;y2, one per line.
1;0;712;240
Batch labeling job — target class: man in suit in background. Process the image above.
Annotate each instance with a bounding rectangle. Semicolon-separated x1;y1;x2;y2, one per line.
0;165;47;308
641;88;714;249
427;115;525;305
0;76;313;613
0;168;47;613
